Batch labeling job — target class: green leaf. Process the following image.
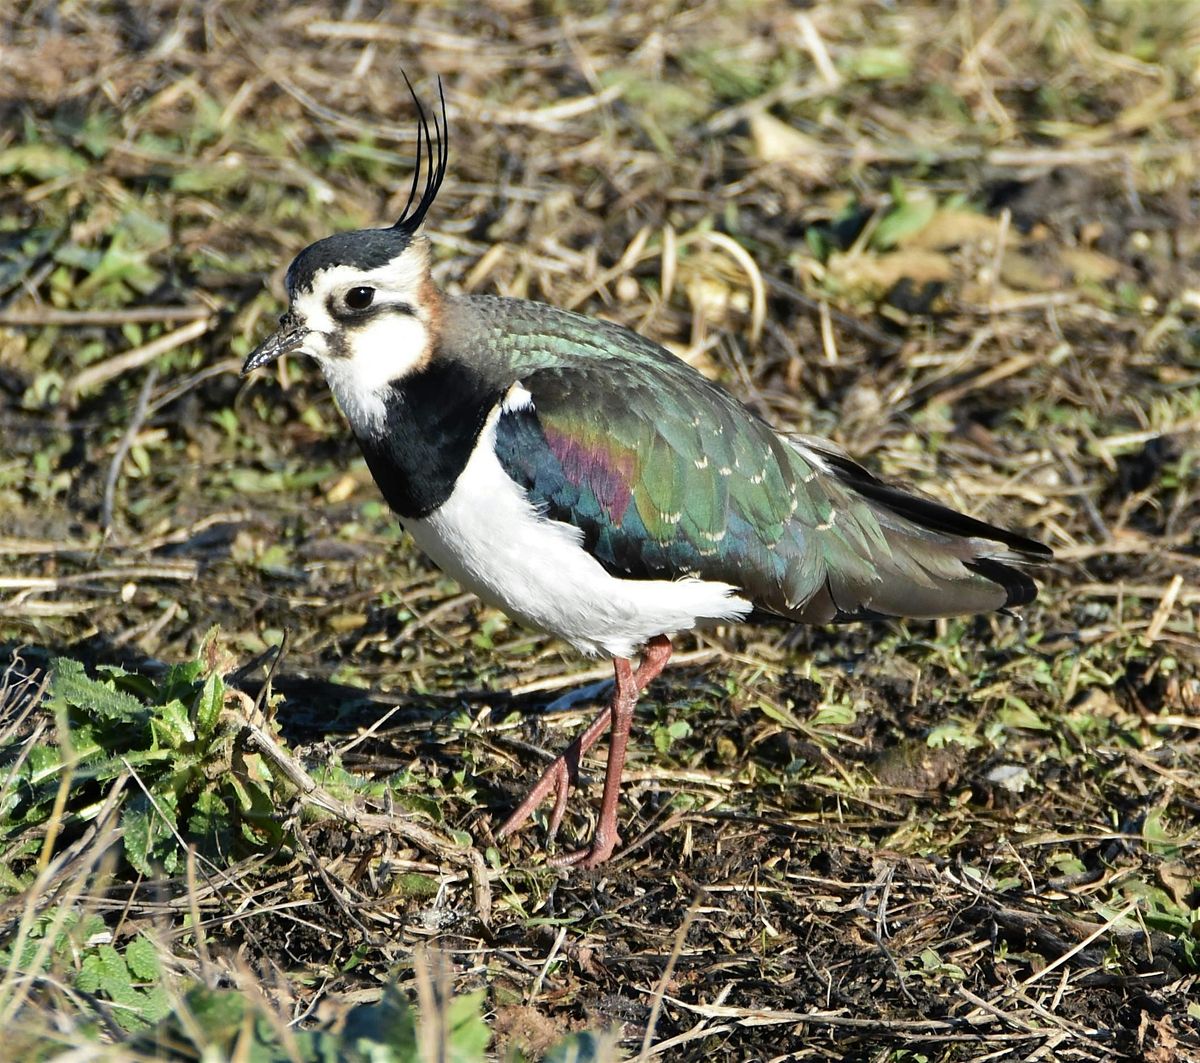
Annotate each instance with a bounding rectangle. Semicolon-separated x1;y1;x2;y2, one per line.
0;143;88;179
811;699;858;727
1142;808;1182;857
178;986;250;1039
79;944;134;1000
171;164;251;194
125;934;161;981
103;667;159;701
997;697;1049;731
150;699;195;749
845;46;912;81
804;228;830;260
341;986;419;1059
122;790;180;876
194;671;225;738
121;803;155;878
133;984;173;1028
873;191;937;250
157;659;204;703
757;700;805;730
680;47;764;101
21;744;63;787
653;726;671;755
445;989;491;1062
188;788;231;839
51;659;146;724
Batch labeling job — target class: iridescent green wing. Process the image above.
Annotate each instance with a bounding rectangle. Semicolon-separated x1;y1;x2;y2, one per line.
477;296;1047;622
479;301;831;613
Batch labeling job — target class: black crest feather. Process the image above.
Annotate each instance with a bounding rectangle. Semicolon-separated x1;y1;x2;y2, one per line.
394;73;448;235
282;76;447;293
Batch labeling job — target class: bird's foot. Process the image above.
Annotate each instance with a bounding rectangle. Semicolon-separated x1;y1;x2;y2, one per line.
497;700;615;842
496;751;579;842
498;637;672;868
548;825;621;869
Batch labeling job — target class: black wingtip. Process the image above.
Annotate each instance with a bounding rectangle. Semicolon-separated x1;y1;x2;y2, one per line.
394;73;448;236
802;441;1052;613
965;556;1041;608
811;445;1053;565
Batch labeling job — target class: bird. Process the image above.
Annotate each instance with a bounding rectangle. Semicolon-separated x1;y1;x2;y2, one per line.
241;80;1052;868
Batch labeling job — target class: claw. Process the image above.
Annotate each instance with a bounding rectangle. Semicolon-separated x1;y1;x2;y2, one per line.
548;825;621;869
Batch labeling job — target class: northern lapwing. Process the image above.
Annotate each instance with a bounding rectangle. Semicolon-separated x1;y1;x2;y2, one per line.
242;82;1051;867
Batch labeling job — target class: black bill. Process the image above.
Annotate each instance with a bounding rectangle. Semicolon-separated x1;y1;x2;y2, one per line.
241;312;310;375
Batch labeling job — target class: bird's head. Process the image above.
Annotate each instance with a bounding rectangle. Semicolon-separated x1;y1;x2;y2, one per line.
242;77;448;429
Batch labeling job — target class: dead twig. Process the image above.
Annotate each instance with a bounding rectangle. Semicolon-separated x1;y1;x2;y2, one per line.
101;365;158;538
0;563;198;590
252;629;289;719
63;318;212;403
639;895;702;1060
0;305;211;327
764;273;903;354
238;722;492;920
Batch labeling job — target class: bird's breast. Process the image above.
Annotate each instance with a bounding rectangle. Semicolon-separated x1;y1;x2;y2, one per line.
352;358;503;519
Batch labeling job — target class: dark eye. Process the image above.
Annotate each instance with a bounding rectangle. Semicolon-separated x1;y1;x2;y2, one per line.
344;286;375;311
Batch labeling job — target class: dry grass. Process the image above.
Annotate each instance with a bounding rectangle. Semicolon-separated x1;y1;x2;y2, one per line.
1;0;1199;1059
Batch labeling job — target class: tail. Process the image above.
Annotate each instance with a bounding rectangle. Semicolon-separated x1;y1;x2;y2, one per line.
785;437;1052;624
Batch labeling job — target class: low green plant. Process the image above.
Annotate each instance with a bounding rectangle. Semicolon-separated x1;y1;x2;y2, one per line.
1;639;280;891
1;909;172;1035
129;982;609;1062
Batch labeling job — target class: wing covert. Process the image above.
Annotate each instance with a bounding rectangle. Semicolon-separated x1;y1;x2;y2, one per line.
491;359;817;610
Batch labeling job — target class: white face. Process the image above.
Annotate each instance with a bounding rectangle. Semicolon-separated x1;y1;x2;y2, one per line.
287;239;434;431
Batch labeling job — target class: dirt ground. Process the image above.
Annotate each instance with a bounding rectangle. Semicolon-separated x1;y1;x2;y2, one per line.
1;2;1199;1060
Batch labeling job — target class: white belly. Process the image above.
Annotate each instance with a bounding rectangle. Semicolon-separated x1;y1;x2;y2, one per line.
403;419;752;659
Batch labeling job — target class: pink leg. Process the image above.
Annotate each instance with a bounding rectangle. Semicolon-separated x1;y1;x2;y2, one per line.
496;700;615;842
498;636;672;867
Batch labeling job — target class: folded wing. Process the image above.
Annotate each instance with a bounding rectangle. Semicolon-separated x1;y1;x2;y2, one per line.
478;301;1050;624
